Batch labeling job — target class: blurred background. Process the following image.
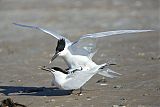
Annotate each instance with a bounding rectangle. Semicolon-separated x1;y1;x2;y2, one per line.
0;0;159;107
0;0;159;41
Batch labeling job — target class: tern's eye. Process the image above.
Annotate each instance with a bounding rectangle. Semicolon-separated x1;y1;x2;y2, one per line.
56;39;65;52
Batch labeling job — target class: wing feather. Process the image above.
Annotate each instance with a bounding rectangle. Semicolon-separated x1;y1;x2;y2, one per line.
62;65;103;90
13;23;71;43
70;30;153;57
80;30;153;39
69;38;97;57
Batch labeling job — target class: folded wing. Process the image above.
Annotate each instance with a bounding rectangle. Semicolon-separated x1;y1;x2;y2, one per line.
62;65;103;90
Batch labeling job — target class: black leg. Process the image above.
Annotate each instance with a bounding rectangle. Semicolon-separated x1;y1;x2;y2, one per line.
100;64;108;69
71;66;83;73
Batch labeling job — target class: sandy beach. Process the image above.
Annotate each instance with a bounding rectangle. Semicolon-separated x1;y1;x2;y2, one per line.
0;0;159;107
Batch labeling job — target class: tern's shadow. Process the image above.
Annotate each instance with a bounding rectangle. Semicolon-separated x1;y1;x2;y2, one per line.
0;86;72;96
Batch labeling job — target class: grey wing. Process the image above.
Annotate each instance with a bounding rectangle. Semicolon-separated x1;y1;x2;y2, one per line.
80;30;153;39
62;68;97;90
70;30;153;57
63;63;105;90
69;37;97;58
13;23;71;43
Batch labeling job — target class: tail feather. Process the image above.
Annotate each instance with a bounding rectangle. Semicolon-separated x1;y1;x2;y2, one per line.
107;69;122;75
98;68;121;78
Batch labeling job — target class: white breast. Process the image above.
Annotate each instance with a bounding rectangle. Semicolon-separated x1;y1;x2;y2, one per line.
51;71;67;89
62;50;97;69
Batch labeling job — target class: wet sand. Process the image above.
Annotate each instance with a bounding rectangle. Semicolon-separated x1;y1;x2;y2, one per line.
0;0;159;107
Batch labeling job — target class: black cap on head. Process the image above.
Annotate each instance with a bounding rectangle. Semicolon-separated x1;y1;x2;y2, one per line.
56;39;65;52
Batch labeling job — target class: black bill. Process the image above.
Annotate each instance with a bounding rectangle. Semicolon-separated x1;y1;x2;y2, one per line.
49;52;59;64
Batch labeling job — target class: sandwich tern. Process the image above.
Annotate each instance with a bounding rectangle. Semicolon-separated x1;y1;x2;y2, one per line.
40;63;107;95
13;23;153;78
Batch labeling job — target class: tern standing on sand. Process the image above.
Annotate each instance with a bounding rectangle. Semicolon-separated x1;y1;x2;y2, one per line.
40;63;107;95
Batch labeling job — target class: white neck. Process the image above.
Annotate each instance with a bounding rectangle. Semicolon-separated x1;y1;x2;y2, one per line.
61;50;74;68
52;71;67;84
